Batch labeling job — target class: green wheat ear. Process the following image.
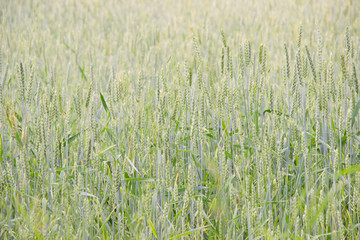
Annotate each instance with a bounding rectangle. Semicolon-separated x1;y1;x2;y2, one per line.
17;62;25;102
297;24;303;49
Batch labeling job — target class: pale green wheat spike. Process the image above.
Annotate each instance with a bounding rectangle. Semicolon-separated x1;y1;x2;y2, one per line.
239;43;245;77
0;47;2;74
263;139;270;173
85;135;93;164
40;101;48;144
212;110;218;138
221;29;227;48
171;89;179;121
340;55;348;84
155;73;161;107
165;150;171;190
337;210;345;239
315;106;320;146
297;24;303;49
295;50;303;86
90;99;96;137
221;46;225;75
182;187;190;220
114;75;121;103
197;93;204;132
220;146;228;184
137;71;143;104
345;26;351;54
50;90;58;122
346;104;353;139
90;64;95;86
318;190;325;226
291;60;298;94
303;204;308;234
268;207;273;234
52;90;61;122
301;131;309;179
17;156;27;195
294;216;300;237
161;70;168;96
228;46;233;78
190;109;198;152
180;88;186;133
291;190;298;223
34;78;41;105
259;44;264;65
245;41;251;66
262;45;266;75
259;74;265;102
26;66;34;104
350;39;354;59
22;150;30;185
333;149;339;172
173;181;178;202
249;72;254;103
116;163;122;194
326;193;336;234
140;107;145;131
160;201;169;230
305;46;317;82
108;96;115;120
35;117;42;153
352;63;358;94
328;59;335;101
284;43;290;79
85;82;93;108
192;33;201;65
17;62;26;102
84;197;91;228
225;46;230;78
188;161;195;198
322;67;329;114
197;66;203;92
325;65;332;107
76;172;83;199
74;87;82;118
316;28;323;76
218;217;224;239
290;69;298;116
220;78;227;121
240;204;247;233
306;76;314;112
351;87;356;109
109;67;114;99
302;53;308;79
346;51;353;89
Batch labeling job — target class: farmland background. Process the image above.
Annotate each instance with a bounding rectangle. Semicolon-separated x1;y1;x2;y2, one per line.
0;0;360;239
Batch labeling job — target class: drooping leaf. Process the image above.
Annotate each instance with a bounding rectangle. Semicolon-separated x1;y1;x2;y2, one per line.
148;220;158;239
169;226;208;239
100;92;109;112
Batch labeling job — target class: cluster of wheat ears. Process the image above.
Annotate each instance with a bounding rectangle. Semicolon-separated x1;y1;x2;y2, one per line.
0;0;359;239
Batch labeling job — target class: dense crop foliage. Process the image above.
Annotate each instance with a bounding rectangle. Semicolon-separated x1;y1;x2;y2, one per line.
0;0;360;239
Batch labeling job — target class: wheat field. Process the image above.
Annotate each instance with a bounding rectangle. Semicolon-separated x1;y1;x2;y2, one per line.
0;0;360;239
